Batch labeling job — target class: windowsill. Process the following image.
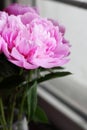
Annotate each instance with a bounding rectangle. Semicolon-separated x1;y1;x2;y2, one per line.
37;76;87;130
29;121;58;130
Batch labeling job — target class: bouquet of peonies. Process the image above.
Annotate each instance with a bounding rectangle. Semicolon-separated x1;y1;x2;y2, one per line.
0;3;71;130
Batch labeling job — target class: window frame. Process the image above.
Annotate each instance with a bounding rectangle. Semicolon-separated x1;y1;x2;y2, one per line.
48;0;87;9
38;83;87;130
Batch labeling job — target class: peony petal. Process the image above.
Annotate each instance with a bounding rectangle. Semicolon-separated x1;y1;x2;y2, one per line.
48;18;65;35
9;59;38;69
10;48;38;69
1;40;11;58
0;11;8;33
10;47;24;61
31;57;69;68
4;4;39;15
20;12;39;25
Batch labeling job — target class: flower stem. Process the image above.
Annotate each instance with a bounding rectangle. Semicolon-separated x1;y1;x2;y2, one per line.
18;90;26;120
9;89;17;130
9;101;15;130
0;97;7;130
18;70;33;120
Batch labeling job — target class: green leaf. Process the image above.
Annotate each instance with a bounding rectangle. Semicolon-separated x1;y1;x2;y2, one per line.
20;71;71;90
37;71;71;83
51;66;64;70
39;66;64;72
27;81;37;121
33;106;48;123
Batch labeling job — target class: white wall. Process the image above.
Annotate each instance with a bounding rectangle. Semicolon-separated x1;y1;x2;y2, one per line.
36;0;87;86
36;0;87;113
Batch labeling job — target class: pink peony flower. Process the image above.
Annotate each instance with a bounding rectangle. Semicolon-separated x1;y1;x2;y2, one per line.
0;4;70;69
0;11;8;52
4;3;39;15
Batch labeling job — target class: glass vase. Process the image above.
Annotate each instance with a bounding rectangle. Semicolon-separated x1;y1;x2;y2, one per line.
0;116;29;130
12;116;29;130
0;108;29;130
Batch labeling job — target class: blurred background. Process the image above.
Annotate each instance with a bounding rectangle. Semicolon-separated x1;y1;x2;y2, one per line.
0;0;87;130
